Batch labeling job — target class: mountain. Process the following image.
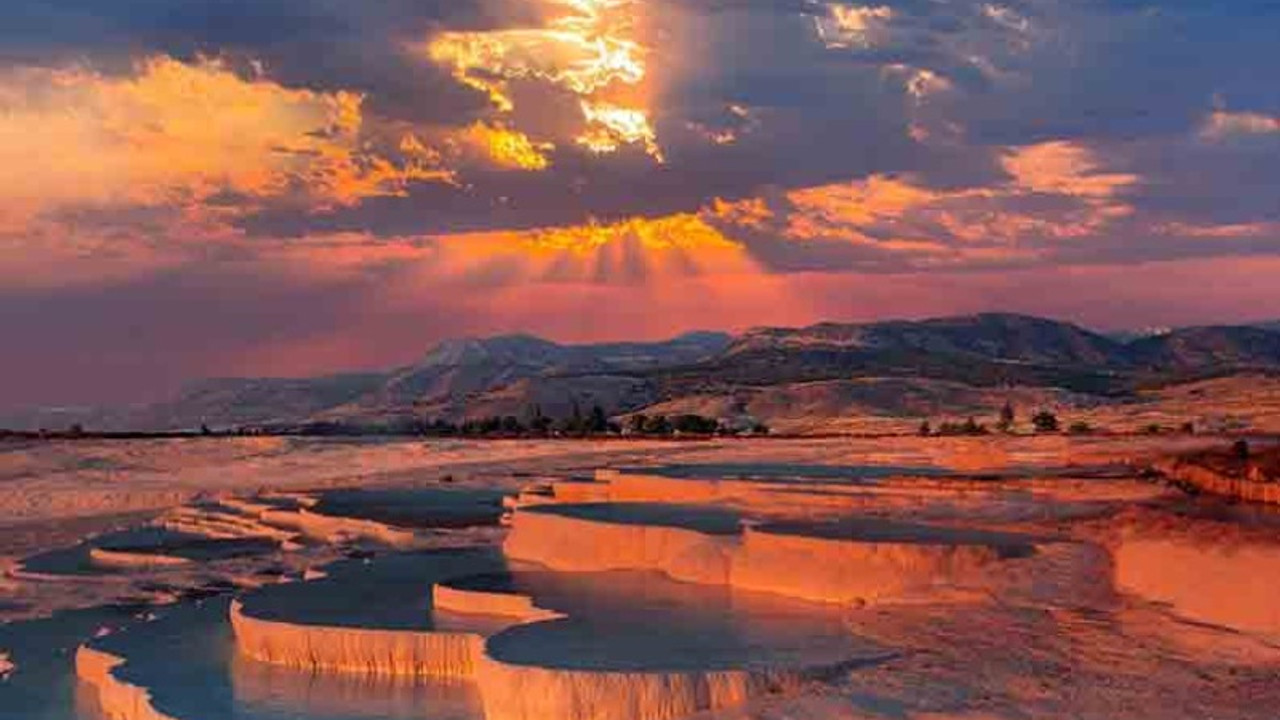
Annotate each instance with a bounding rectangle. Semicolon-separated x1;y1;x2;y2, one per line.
731;314;1129;366
128;373;389;431
7;316;1280;433
367;331;732;409
1;332;731;432
308;332;731;425
660;314;1134;398
1127;326;1280;371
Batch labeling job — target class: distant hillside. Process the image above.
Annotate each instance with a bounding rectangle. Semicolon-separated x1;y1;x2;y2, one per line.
2;332;731;432
1128;326;1280;371
669;314;1133;398
731;314;1129;366
6;315;1280;434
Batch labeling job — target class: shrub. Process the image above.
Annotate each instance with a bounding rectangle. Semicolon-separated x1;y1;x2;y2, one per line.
997;402;1015;433
1032;411;1060;433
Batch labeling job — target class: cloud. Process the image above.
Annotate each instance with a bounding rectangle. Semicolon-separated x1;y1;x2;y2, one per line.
424;212;760;287
0;55;451;230
2;0;1280;406
459;122;555;170
1001;141;1136;199
694;140;1145;271
422;0;662;160
1200;109;1280;141
813;4;895;49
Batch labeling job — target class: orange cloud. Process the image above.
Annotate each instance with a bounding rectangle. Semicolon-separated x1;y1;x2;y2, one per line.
427;212;759;287
460;122;554;170
423;0;661;160
576;101;662;159
700;141;1150;267
785;175;953;228
0;56;451;230
814;4;895;49
1002;141;1136;199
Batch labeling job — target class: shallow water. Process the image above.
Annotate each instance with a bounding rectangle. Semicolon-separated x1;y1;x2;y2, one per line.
0;604;135;720
0;539;883;720
0;549;503;720
96;600;484;720
311;488;508;530
483;570;872;672
523;502;745;535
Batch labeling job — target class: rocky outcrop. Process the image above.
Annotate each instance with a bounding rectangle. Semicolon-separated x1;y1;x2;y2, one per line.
1155;458;1280;505
229;596;819;720
505;503;1020;605
88;548;193;571
75;645;178;720
218;470;1033;720
475;661;803;720
571;470;896;516
503;508;735;586
432;584;563;623
731;525;1004;604
230;600;483;678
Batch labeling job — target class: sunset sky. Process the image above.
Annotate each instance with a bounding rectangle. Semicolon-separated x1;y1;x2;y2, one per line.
2;0;1278;406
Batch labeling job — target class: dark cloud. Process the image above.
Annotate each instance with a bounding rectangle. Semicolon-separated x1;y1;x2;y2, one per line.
0;0;502;123
3;0;1280;407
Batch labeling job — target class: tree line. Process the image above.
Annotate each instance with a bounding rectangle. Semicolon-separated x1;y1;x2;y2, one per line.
401;404;768;438
917;403;1092;437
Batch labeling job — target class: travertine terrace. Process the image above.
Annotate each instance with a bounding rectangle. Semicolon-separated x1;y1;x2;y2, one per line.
4;436;1280;720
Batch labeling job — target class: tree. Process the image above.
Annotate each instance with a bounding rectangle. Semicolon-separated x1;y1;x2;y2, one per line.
558;401;587;435
425;419;458;436
1032;411;1060;433
589;405;609;434
527;405;553;434
569;401;585;433
997;402;1015;433
673;414;718;435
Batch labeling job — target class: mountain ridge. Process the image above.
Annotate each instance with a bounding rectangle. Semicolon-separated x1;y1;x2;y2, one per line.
6;315;1280;433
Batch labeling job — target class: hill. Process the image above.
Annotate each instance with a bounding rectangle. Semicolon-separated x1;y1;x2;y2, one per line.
6;315;1280;434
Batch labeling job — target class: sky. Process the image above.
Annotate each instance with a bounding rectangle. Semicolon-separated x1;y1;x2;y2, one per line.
1;0;1278;407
